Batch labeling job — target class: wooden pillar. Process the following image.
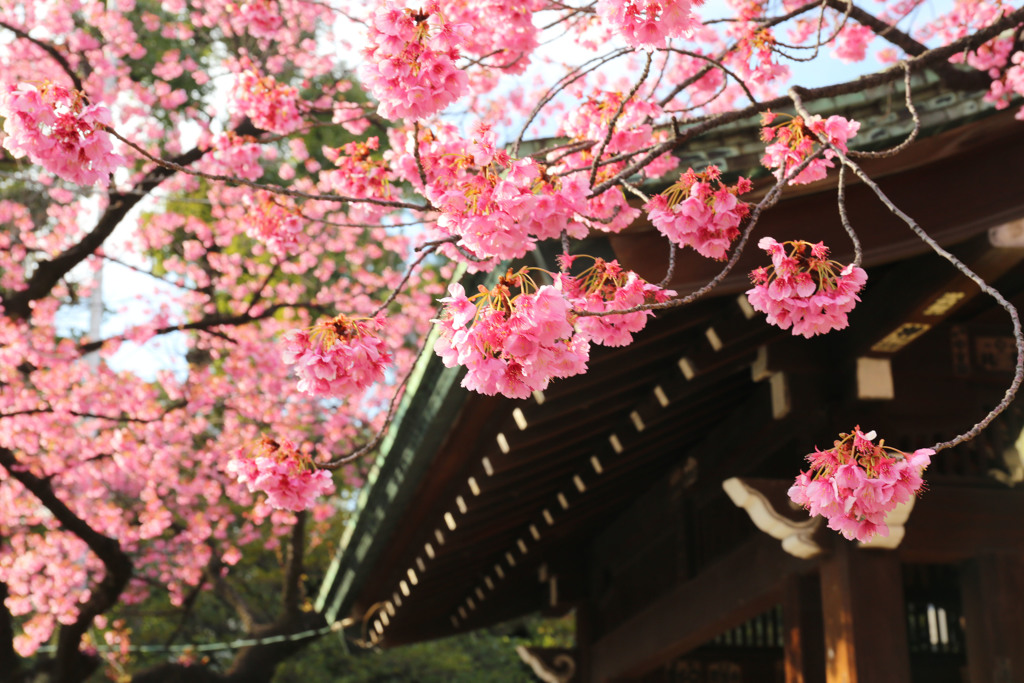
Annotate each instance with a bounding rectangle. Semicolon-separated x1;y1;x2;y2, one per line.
960;553;1024;683
576;598;595;683
783;573;825;683
818;542;911;683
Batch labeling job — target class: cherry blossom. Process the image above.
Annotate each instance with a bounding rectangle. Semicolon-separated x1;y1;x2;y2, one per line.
746;238;868;337
644;166;752;260
0;82;125;186
231;68;304;135
282;314;392;399
242;190;305;255
760;111;860;184
433;270;589;399
556;256;675;347
596;0;702;48
788;427;933;542
360;0;470;120
227;436;335;512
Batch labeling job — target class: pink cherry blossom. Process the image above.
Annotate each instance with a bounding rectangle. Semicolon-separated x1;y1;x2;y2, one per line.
232;68;303;135
321;136;393;223
282;314;392;398
760;111;860;184
360;1;469;120
237;0;285;39
416;124;588;266
788;427;933;542
0;82;125;186
644;166;753;260
227;436;334;512
746;238;867;337
243;190;304;255
433;271;589;399
596;0;702;48
556;257;675;347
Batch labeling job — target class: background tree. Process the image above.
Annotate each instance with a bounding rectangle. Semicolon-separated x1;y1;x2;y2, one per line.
0;0;1022;681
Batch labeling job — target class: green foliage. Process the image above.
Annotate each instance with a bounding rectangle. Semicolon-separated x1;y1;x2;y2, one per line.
275;614;575;683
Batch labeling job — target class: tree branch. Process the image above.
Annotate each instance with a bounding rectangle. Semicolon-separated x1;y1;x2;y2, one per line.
281;512;306;619
0;120;260;321
591;3;1024;198
77;302;327;355
0;20;84;92
821;0;991;90
0;448;132;683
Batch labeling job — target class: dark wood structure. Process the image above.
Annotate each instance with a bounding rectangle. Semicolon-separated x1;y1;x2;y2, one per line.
315;77;1024;682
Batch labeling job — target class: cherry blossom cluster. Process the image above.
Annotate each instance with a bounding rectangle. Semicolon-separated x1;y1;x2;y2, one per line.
596;0;701;48
444;0;543;76
0;82;125;186
360;1;469;120
232;69;303;135
321;137;394;223
966;38;1024;120
433;270;590;399
644;166;753;260
746;238;868;338
417;123;589;266
555;256;675;347
205;132;265;180
237;0;285;39
760;111;860;185
227;436;334;512
242;190;304;255
281;314;391;398
788;428;933;542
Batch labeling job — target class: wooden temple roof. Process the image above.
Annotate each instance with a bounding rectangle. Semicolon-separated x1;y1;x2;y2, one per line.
314;76;1024;668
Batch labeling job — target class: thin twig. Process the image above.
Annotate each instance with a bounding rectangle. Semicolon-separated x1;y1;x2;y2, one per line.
849;62;920;159
512;47;632;157
412;122;429;188
106;128;430;211
371;246;436;318
835;166;863;266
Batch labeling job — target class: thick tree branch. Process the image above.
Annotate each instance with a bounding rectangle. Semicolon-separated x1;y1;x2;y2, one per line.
77;302;327;355
821;0;991;90
0;448;132;683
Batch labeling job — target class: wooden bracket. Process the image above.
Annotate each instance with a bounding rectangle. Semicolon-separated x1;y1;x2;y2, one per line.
722;477;824;559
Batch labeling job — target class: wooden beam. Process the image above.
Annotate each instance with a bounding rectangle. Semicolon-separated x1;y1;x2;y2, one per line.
960;553;1024;683
819;541;910;683
590;533;811;681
